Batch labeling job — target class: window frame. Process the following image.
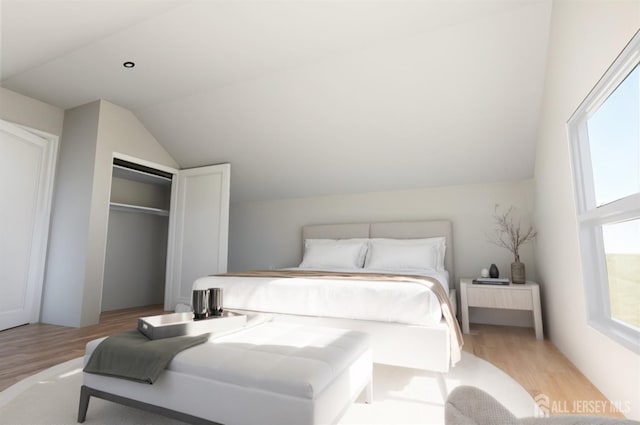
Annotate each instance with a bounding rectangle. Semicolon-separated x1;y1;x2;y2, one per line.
567;29;640;354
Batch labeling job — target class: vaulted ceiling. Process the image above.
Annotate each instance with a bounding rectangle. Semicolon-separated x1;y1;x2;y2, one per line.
1;0;552;202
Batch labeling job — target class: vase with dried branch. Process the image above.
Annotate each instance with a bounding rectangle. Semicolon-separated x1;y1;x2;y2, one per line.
487;205;537;284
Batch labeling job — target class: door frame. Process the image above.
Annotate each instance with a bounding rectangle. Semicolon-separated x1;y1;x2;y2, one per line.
110;152;179;311
0;119;59;326
107;154;230;312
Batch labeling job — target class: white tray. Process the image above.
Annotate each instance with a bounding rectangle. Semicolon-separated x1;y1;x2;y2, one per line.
138;311;246;340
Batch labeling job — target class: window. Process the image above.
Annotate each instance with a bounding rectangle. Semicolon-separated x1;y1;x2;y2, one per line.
568;30;640;353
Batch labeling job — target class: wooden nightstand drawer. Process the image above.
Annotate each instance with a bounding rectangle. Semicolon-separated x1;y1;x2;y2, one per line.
466;286;533;310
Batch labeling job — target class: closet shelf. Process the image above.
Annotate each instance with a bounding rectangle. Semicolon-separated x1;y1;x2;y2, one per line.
112;164;172;186
109;202;170;216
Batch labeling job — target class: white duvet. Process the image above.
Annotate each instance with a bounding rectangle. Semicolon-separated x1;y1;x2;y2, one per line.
192;268;449;326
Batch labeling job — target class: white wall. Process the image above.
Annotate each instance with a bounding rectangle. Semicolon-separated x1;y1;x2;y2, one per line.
0;87;64;137
42;99;178;327
230;179;536;326
534;0;640;419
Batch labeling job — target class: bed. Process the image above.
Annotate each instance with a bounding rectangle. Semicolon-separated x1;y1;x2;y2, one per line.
192;220;462;373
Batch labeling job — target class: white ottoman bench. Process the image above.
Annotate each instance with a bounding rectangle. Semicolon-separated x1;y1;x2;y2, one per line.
78;322;372;425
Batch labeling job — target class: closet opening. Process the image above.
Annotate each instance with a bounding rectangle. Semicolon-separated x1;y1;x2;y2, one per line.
101;159;173;315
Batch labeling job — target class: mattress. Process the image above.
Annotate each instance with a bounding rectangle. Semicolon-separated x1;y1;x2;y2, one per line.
192;268;449;326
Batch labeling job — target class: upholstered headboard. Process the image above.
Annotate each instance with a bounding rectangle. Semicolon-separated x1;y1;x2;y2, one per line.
302;220;454;286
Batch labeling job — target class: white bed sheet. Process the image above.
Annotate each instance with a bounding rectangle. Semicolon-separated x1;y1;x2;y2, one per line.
192;268;449;326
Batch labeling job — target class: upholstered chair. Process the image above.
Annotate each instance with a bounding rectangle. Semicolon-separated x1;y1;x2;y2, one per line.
445;386;639;425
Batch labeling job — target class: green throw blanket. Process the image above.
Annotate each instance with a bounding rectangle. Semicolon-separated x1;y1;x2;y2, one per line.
83;329;209;384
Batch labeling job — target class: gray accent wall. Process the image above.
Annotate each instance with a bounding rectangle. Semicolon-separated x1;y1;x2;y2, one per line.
102;210;168;311
41;101;101;327
42;99;178;327
101;174;171;311
110;177;171;210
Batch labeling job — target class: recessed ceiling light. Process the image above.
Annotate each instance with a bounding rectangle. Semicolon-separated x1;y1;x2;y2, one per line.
123;61;135;68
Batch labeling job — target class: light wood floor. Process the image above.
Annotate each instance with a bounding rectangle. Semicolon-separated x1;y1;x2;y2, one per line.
463;324;624;418
0;304;165;392
0;305;622;418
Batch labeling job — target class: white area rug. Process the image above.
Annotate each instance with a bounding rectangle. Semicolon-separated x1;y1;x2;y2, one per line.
0;352;536;425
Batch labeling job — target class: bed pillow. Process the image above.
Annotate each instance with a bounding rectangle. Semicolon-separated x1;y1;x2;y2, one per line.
299;238;369;269
364;237;446;272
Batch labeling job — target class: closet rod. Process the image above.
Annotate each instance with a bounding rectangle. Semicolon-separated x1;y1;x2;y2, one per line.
113;158;173;180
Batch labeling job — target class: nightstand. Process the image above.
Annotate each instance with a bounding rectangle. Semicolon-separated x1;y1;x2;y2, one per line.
460;278;543;340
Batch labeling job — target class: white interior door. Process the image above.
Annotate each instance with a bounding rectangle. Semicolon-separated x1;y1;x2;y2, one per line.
165;163;230;309
0;120;58;330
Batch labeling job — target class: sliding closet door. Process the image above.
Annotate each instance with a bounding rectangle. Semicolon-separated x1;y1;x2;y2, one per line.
165;163;230;309
0;120;57;330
